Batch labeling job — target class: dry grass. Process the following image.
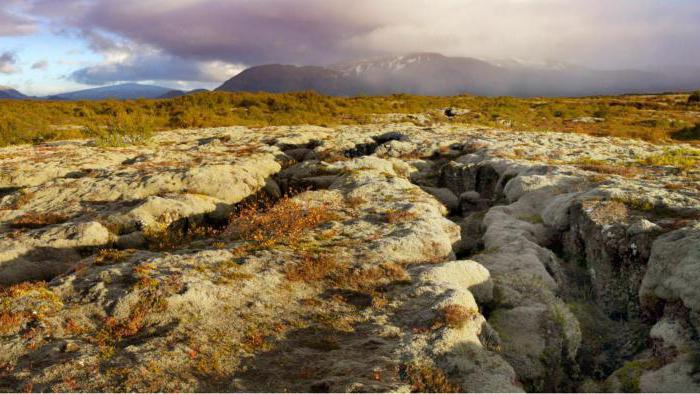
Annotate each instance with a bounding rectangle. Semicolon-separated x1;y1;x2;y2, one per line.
344;195;367;209
226;195;340;250
8;212;68;229
400;363;461;393
611;195;655;212
2;91;700;149
284;253;341;282
639;148;700;171
2;190;34;210
573;157;640;178
94;263;175;357
0;281;62;335
330;262;410;292
664;183;685;190
94;249;135;266
434;304;479;329
385;209;419;224
0;312;23;335
587;200;631;223
144;221;220;251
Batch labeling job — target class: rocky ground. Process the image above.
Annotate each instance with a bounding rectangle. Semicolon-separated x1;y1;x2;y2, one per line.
0;121;699;392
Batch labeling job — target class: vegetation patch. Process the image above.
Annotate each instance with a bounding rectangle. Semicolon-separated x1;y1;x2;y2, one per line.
588;200;632;222
284;253;341;282
144;221;221;251
93;262;179;358
85;113;155;147
2;91;700;147
639;148;700;171
94;249;135;266
434;304;479;329
2;189;34;210
573;157;640;178
517;213;544;224
9;212;68;229
612;358;664;393
688;91;700;105
0;281;62;336
399;362;461;393
226;195;340;251
384;209;419;224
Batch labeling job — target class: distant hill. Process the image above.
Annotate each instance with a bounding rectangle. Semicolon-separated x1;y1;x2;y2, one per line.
0;86;27;99
217;52;700;97
47;83;173;100
216;64;366;96
158;88;209;99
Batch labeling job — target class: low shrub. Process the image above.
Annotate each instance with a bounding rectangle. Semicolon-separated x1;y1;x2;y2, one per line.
688;90;700;105
671;123;700;141
226;195;339;250
400;363;461;393
434;304;479;329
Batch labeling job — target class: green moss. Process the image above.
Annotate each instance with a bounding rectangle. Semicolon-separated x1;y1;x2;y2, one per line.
614;359;660;393
639;148;700;171
517;213;544;224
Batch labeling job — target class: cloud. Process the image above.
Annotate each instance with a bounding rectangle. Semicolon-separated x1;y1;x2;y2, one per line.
0;52;20;74
0;6;36;36
70;46;243;85
25;0;700;85
31;60;49;70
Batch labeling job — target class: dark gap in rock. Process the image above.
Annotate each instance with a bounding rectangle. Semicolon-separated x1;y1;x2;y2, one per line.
0;186;20;198
105;165;327;255
344;142;378;158
549;218;654;389
343;132;410;158
417;155;666;391
372;132;408;145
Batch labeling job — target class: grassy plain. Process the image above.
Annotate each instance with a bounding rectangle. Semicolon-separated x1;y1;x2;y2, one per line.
1;90;699;147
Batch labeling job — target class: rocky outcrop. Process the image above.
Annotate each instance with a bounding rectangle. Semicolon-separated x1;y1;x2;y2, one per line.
0;123;698;392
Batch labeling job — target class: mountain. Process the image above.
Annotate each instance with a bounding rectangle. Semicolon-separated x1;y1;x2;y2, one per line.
216;53;700;97
48;83;173;100
0;85;27;99
329;53;507;96
159;88;209;99
216;64;365;95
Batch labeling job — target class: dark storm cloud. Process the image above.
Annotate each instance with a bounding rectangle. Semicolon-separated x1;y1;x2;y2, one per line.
61;0;383;65
25;0;700;84
70;51;237;85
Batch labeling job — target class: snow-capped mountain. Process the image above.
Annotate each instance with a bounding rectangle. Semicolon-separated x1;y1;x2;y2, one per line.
216;53;700;97
485;58;580;71
331;53;449;77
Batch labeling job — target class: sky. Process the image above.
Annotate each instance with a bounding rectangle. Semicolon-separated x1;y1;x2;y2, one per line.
1;0;699;96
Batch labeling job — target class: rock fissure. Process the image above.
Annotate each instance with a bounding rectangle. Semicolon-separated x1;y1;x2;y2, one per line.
1;124;699;392
412;147;700;392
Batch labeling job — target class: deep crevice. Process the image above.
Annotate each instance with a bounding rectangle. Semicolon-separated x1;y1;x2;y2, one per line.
410;154;666;392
